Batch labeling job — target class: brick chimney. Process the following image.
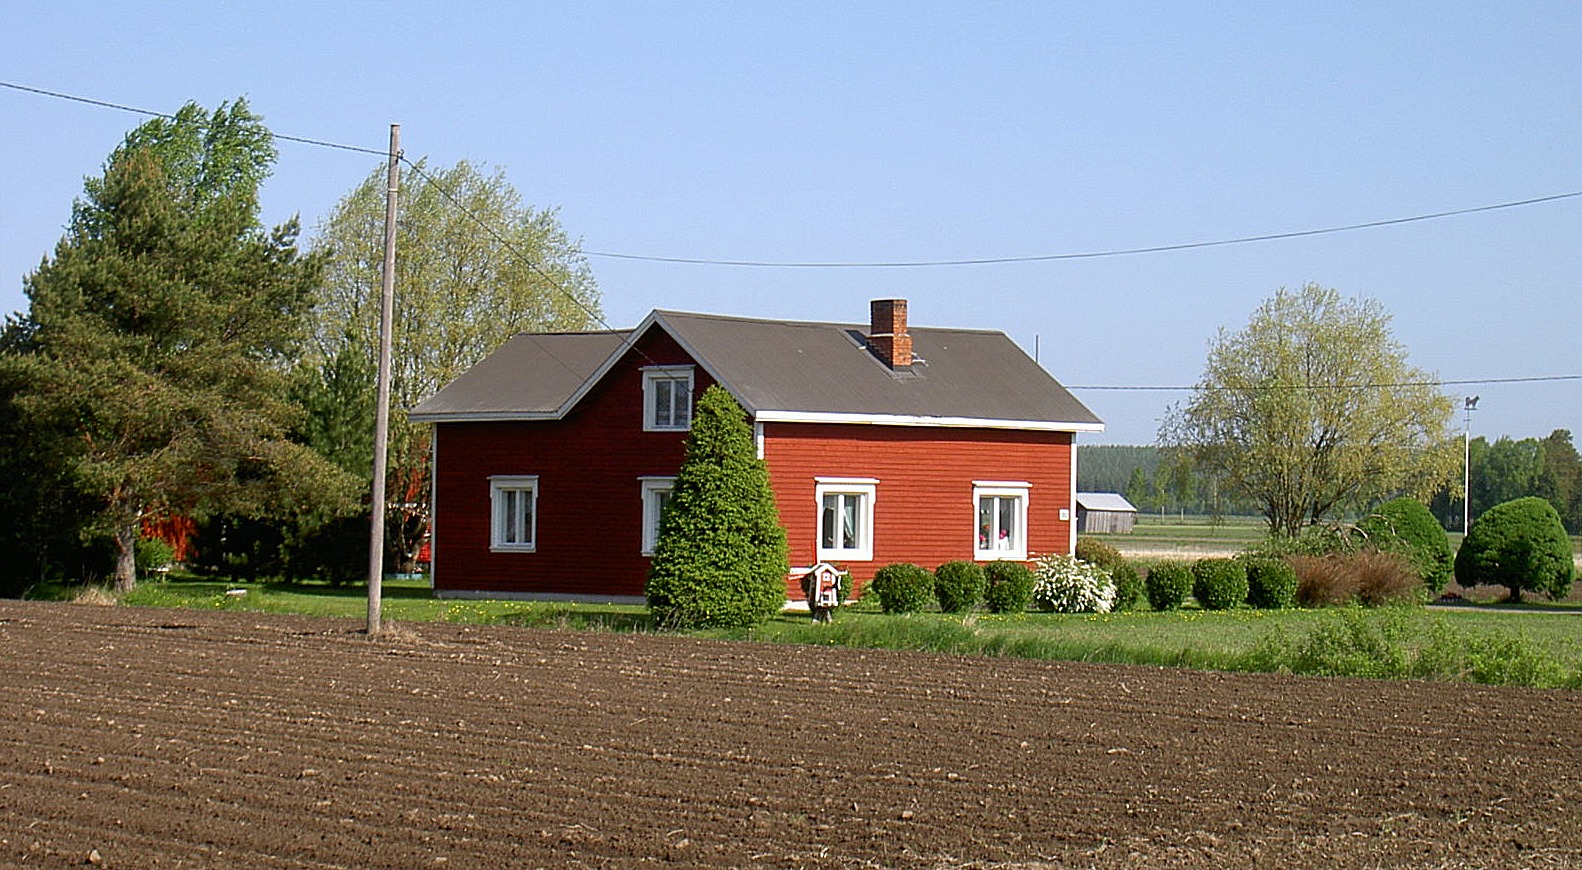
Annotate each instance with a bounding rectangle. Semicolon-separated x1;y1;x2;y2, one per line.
868;298;913;368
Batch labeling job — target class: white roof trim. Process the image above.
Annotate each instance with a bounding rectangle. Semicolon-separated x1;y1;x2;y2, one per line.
753;409;1105;432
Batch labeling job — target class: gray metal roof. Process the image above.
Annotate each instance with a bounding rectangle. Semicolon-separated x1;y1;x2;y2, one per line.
411;309;1103;430
1076;492;1138;513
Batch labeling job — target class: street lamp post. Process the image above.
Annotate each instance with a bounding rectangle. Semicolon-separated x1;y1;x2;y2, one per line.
1462;396;1479;534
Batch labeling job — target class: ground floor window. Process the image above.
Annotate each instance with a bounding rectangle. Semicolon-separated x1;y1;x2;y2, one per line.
490;475;538;552
816;478;877;562
640;476;675;555
974;481;1029;561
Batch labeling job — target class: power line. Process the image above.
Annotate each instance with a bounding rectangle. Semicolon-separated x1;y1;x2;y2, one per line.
3;79;667;377
1066;374;1582;392
10;79;1582;271
396;157;667;377
584;191;1582;268
0;80;387;157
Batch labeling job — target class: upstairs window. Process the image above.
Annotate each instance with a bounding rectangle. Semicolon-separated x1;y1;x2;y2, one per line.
816;478;877;562
643;366;694;431
974;481;1029;561
490;475;538;552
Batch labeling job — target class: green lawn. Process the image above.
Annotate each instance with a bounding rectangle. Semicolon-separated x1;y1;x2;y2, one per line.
45;572;1581;690
111;575;651;631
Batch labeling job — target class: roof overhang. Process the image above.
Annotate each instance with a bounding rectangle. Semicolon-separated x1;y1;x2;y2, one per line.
753;409;1105;432
407;410;564;423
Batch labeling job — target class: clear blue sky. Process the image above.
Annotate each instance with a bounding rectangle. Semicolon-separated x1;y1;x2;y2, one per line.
4;2;1579;445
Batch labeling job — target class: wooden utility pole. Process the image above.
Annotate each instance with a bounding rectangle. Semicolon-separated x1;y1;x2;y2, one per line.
368;124;400;636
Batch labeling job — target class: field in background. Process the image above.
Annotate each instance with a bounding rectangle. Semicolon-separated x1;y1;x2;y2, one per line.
1089;513;1266;561
1092;514;1582;572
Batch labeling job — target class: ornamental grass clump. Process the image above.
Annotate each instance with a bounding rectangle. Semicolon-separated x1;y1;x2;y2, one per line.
868;563;936;614
1144;561;1193;611
982;560;1036;613
1290;555;1356;607
1031;553;1116;613
933;560;987;613
1191;558;1248;610
1354;549;1426;606
1290;550;1422;607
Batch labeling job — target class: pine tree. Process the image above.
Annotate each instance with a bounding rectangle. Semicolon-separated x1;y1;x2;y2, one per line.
2;100;355;591
645;385;788;628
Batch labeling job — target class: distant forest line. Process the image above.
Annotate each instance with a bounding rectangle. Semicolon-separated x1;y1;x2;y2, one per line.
1080;430;1582;534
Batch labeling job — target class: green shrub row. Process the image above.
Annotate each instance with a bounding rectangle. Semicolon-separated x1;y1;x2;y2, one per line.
864;547;1137;615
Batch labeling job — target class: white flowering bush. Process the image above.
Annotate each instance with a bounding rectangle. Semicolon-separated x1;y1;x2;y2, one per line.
1031;553;1117;613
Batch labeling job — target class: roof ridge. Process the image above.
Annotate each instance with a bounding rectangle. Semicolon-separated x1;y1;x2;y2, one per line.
652;308;1003;335
509;327;633;339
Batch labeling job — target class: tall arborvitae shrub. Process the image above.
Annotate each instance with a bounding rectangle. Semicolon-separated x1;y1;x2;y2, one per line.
1357;497;1454;593
1454;497;1575;602
645;385;789;628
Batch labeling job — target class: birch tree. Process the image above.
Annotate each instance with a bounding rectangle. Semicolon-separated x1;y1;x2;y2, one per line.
1162;283;1459;538
308;159;602;566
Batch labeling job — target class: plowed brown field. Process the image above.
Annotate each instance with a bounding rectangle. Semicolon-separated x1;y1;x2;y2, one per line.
3;600;1581;868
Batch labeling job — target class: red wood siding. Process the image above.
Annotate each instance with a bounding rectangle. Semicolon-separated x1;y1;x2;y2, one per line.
432;327;1078;600
431;329;711;597
763;424;1074;595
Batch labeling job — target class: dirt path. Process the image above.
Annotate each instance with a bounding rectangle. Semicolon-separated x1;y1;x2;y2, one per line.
3;600;1580;868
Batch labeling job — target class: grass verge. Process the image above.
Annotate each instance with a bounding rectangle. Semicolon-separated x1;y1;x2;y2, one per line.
27;573;1582;689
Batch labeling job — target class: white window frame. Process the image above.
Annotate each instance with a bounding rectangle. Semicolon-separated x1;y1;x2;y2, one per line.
815;477;878;563
642;366;695;432
973;481;1030;561
489;475;538;552
639;476;676;556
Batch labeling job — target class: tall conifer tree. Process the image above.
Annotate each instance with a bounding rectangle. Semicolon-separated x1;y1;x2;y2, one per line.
646;385;788;628
2;100;354;590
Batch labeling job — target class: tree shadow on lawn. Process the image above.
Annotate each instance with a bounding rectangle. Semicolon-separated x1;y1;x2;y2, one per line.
1442;578;1582;610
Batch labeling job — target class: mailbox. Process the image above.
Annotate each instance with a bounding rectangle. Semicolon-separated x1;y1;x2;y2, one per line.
800;562;844;622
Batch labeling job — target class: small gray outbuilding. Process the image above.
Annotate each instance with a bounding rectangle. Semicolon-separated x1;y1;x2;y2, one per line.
1075;492;1139;534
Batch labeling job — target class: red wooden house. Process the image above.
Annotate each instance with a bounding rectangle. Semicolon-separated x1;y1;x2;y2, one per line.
409;300;1103;602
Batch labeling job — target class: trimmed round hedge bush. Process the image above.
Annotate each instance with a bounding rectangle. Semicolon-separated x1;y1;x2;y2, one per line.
1076;537;1140;610
1144;561;1193;611
1110;562;1145;611
1358;497;1454;593
1073;538;1124;571
1454;496;1576;602
868;563;936;614
1242;556;1297;609
1192;558;1248;610
983;560;1036;613
934;560;987;613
